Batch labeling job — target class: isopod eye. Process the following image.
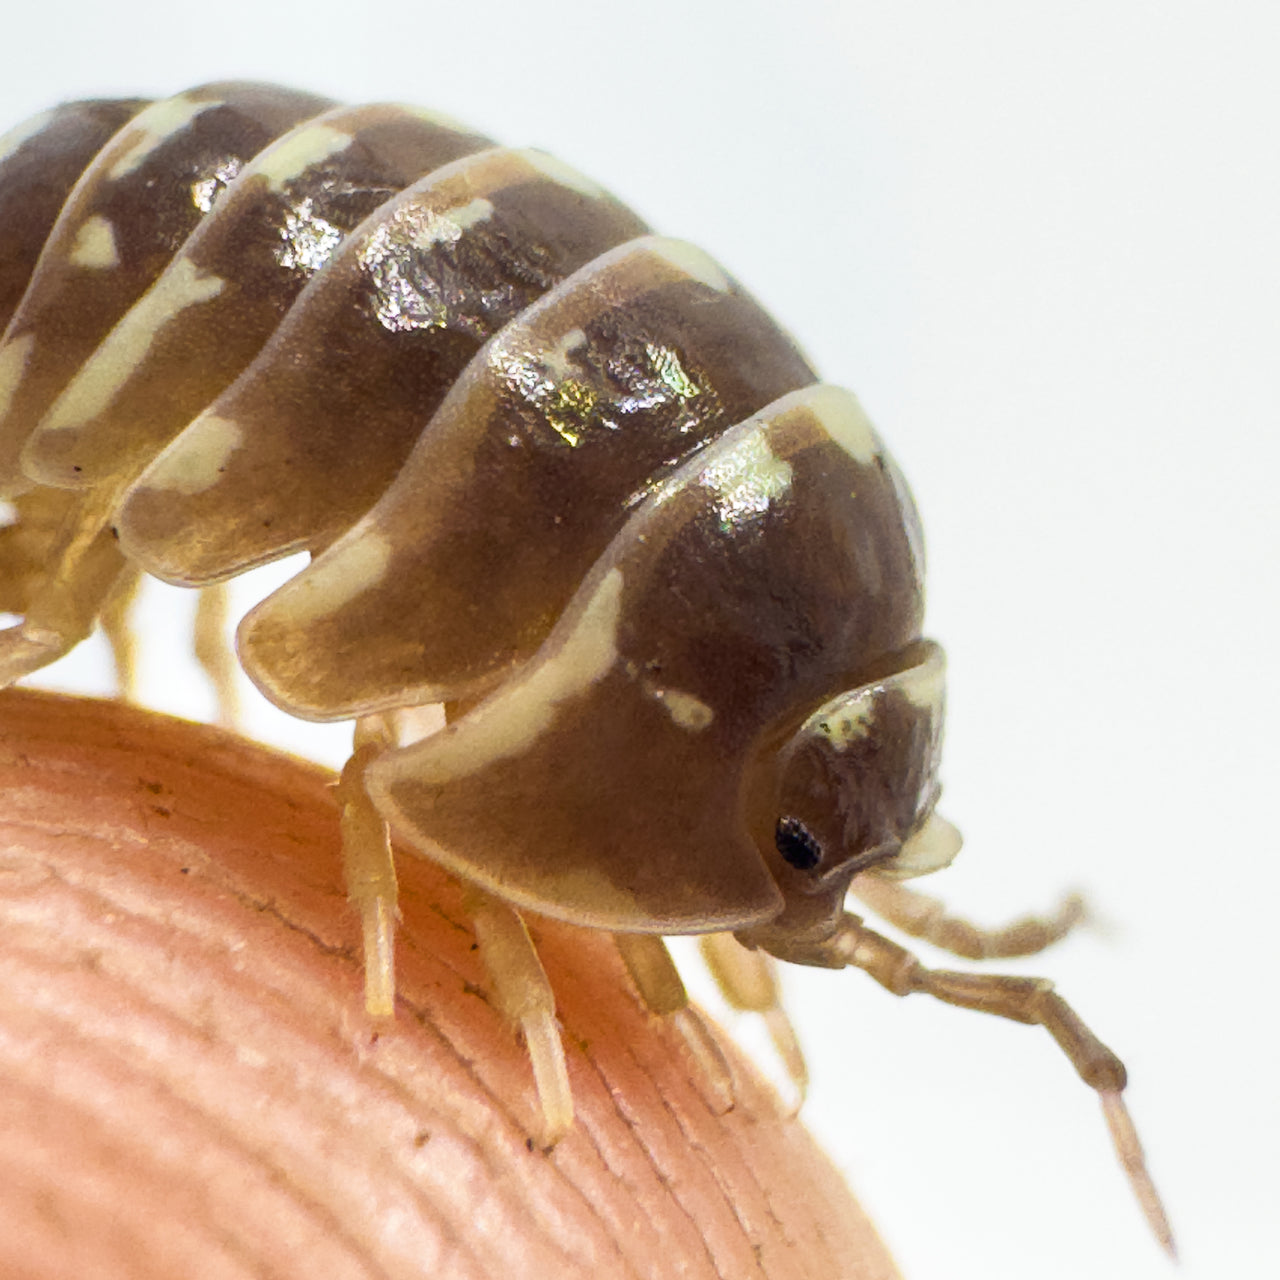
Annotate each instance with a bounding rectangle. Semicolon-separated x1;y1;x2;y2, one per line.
775;816;823;871
767;640;958;892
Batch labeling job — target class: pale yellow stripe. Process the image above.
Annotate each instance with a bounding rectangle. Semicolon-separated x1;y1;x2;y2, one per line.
266;530;394;628
141;414;242;495
395;566;624;781
249;123;354;193
108;94;223;181
39;257;225;435
0;108;55;165
69;215;120;270
646;238;731;293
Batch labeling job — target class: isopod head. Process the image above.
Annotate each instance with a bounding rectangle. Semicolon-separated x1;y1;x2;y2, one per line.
363;382;947;950
740;640;962;953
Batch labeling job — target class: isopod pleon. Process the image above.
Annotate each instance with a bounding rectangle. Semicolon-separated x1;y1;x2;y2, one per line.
0;82;1172;1253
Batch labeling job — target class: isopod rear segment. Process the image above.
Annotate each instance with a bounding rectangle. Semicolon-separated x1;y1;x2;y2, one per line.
0;83;339;489
0;96;151;332
0;83;1172;1253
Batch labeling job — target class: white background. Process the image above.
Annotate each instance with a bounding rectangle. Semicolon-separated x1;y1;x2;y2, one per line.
2;3;1276;1278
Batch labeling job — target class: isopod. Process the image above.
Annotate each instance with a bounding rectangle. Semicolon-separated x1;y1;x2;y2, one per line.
0;81;1171;1252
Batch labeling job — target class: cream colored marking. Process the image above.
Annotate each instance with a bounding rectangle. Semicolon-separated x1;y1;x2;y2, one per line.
524;863;646;930
650;686;714;732
0;108;55;164
808;384;881;465
540;328;588;381
522;149;607;200
69;215;119;270
142;414;242;495
251;123;354;193
390;701;447;744
376;196;494;256
879;812;963;880
0;333;36;423
397;568;624;782
444;196;496;231
38;258;225;435
886;449;926;585
647;239;731;293
400;103;472;134
897;646;946;713
108;94;223;181
806;646;944;752
807;689;878;749
700;426;793;525
267;530;394;628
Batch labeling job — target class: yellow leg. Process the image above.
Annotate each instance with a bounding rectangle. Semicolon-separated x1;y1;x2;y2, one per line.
468;888;573;1149
0;488;81;615
99;565;142;701
771;913;1175;1257
335;717;400;1019
193;581;240;728
0;485;129;687
851;874;1086;960
0;529;126;683
700;931;807;1102
615;933;734;1112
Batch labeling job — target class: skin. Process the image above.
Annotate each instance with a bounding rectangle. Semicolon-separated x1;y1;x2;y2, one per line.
0;688;900;1280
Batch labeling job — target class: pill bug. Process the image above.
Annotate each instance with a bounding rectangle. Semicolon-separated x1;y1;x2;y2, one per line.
0;82;1171;1251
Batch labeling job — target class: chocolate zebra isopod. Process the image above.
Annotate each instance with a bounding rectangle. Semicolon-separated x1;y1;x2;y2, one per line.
0;81;1172;1253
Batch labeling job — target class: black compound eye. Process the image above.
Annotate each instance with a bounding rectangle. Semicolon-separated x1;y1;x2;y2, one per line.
775;816;823;871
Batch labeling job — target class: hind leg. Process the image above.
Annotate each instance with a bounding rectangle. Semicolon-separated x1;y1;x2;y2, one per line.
0;526;127;684
0;487;130;686
99;564;142;700
193;580;240;727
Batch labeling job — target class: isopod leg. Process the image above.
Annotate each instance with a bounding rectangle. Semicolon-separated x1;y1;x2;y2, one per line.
467;888;573;1149
0;526;31;614
800;913;1175;1255
336;717;400;1018
615;932;688;1015
851;875;1087;961
0;483;135;686
0;522;127;686
614;933;735;1112
99;563;141;700
699;931;807;1103
193;581;240;727
0;493;55;615
0;488;83;615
